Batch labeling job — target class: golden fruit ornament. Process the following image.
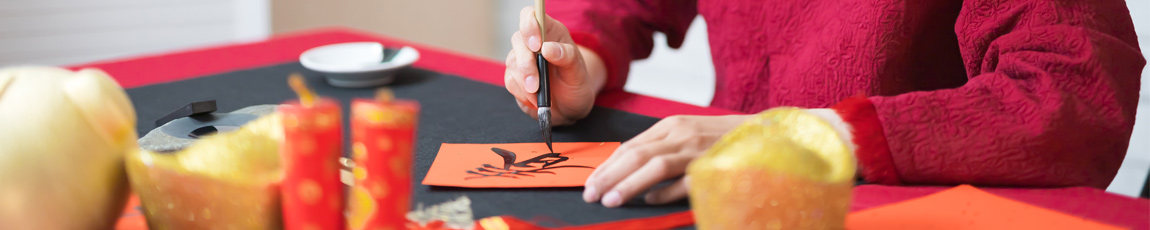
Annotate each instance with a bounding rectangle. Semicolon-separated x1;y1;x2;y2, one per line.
0;67;137;229
688;107;857;230
125;113;285;230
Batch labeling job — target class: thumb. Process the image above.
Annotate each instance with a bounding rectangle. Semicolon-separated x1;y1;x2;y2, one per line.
540;41;588;87
541;42;586;85
539;41;596;125
541;41;578;66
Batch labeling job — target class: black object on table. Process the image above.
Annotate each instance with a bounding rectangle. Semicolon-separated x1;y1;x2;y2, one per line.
153;100;217;128
124;62;691;227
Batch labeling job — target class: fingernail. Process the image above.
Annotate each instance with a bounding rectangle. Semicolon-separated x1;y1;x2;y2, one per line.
543;42;562;59
583;186;599;203
525;75;539;93
602;191;622;208
528;36;541;52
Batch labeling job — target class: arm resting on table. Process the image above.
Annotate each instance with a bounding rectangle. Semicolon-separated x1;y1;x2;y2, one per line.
834;0;1144;188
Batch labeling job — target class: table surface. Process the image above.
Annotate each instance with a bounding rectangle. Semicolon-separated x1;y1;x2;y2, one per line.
67;27;1150;229
124;62;694;226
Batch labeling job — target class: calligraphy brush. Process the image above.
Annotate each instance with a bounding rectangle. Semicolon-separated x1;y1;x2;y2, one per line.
535;0;554;154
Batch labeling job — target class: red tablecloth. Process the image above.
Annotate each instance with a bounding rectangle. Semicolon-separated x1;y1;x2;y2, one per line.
69;27;1149;230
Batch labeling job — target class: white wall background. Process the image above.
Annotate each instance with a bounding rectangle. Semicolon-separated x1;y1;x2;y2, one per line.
0;0;269;67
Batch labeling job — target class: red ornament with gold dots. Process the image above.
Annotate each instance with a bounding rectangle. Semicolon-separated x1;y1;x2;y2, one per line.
280;74;346;230
347;90;420;230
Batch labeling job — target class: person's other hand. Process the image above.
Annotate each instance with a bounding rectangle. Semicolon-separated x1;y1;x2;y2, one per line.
504;6;606;126
582;114;754;207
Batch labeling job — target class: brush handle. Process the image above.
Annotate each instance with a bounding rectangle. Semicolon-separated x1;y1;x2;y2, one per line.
535;0;546;41
536;53;551;108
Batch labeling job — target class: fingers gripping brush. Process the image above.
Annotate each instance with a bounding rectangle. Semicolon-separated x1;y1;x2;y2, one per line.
535;0;554;153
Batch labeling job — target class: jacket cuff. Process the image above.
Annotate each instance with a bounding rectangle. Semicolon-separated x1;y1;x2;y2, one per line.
832;96;901;185
569;31;628;91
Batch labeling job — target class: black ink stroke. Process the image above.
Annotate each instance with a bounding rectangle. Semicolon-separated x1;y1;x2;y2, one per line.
464;147;594;180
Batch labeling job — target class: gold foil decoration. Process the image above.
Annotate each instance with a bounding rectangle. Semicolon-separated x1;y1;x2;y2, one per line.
406;196;476;229
688;107;857;230
125;113;285;230
0;67;136;229
478;217;510;230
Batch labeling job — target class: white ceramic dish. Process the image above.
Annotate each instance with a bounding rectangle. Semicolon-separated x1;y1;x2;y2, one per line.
299;42;420;88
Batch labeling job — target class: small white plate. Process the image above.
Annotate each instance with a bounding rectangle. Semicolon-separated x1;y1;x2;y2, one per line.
300;42;420;88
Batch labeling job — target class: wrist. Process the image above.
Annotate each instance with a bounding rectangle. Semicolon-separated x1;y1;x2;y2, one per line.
577;45;608;95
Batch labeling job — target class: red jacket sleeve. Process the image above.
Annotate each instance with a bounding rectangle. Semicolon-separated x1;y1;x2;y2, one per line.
837;0;1144;188
546;0;698;90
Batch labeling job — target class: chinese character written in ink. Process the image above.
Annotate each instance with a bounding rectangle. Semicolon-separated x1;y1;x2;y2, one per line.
464;147;593;180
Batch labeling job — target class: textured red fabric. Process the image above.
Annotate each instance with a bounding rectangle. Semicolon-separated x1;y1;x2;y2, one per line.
550;0;697;91
548;0;1144;188
834;96;900;185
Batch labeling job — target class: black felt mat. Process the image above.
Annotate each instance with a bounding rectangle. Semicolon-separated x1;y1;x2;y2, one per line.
124;62;691;227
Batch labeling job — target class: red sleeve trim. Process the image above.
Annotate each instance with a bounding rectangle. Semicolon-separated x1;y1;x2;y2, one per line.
833;96;901;185
569;31;628;91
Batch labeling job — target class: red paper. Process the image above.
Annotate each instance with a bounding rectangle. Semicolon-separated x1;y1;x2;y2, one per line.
422;142;619;188
114;195;146;230
845;185;1123;230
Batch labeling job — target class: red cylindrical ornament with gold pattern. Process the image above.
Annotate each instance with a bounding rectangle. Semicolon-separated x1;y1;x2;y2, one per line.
280;75;346;230
346;90;420;230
